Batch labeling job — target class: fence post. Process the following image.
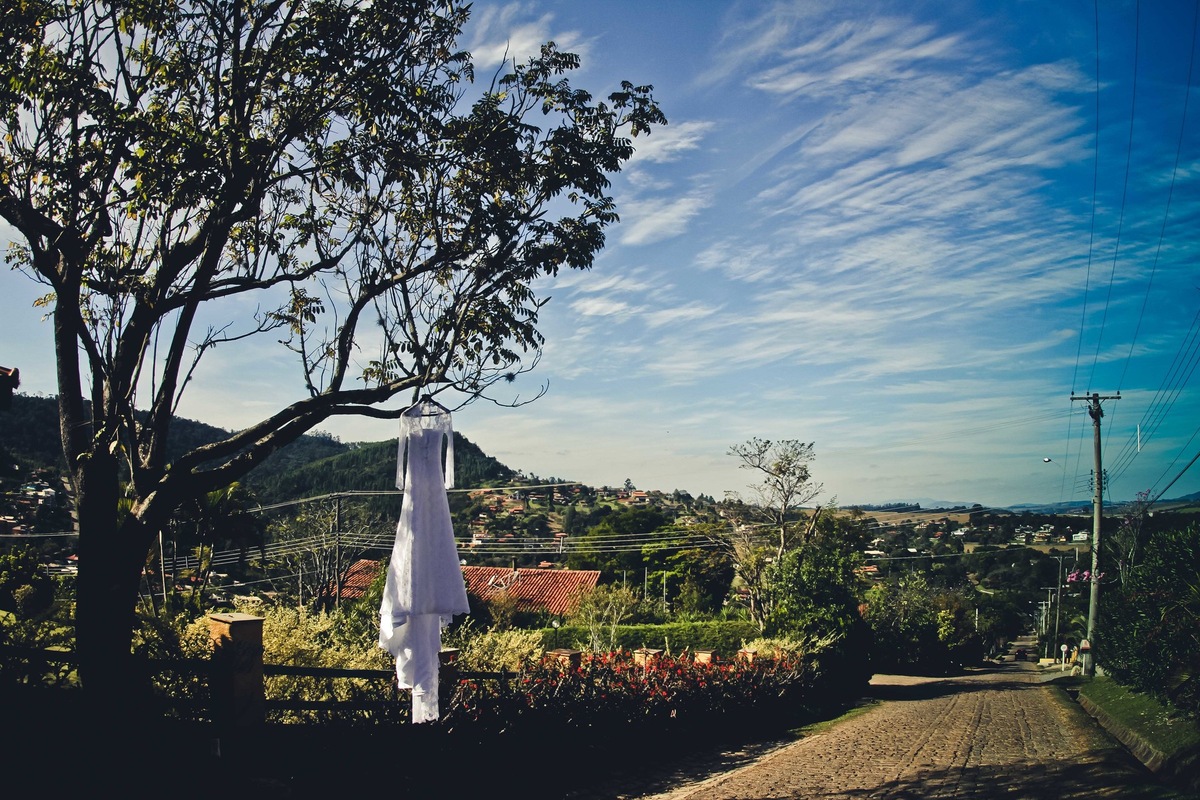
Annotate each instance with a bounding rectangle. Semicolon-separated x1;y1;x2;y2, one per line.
438;647;460;715
208;612;265;727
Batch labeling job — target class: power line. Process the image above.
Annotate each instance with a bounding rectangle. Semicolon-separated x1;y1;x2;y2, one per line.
1105;305;1200;485
1115;0;1199;397
1070;0;1104;397
1087;0;1142;389
249;481;584;513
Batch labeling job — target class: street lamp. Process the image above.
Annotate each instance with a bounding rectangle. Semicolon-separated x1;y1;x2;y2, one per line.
1042;458;1068;510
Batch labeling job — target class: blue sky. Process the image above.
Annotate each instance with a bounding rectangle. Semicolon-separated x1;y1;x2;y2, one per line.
3;0;1199;508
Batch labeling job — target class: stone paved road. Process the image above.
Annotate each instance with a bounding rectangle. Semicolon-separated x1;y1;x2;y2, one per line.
619;661;1186;800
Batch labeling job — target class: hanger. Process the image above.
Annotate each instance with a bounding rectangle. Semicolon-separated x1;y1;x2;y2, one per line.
405;394;449;416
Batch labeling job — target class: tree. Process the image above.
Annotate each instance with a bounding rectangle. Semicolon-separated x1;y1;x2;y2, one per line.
728;438;827;559
263;502;371;612
1103;524;1200;716
566;505;666;576
861;574;983;675
1;0;664;705
568;583;638;652
1110;489;1152;586
766;511;867;636
667;545;734;616
167;482;263;609
0;544;56;618
709;501;774;631
763;509;872;690
719;439;829;631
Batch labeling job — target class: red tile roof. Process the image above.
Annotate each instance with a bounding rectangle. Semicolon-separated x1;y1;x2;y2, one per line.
337;558;382;601
462;566;599;616
335;560;600;617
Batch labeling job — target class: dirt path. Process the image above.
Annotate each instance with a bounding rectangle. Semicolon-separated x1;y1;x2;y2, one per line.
611;662;1182;800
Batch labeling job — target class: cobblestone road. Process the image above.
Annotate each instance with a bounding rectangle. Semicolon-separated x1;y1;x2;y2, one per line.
622;660;1183;800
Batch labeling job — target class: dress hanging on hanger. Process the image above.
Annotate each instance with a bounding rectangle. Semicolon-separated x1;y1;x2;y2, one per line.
378;398;469;723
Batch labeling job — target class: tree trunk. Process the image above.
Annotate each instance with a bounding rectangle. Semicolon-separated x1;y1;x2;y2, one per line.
748;585;768;633
73;454;158;716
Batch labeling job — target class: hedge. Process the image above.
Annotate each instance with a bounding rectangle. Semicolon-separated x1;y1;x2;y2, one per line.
538;620;760;659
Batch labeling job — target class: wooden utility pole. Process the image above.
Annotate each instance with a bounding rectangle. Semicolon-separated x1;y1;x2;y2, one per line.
1071;391;1119;676
335;495;343;609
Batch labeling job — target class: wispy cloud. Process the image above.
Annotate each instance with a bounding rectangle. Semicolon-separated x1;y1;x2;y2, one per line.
464;2;591;69
642;302;722;330
618;193;711;245
568;296;636;318
628;121;714;165
749;18;966;99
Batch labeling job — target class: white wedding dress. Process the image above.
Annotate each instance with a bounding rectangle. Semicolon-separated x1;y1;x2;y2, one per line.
378;400;470;723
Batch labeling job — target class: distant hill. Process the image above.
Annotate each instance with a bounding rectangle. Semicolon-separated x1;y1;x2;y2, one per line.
5;393;1196;511
242;432;516;505
0;394;67;470
0;394;517;505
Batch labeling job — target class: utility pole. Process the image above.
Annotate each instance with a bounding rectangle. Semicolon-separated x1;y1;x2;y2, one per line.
334;495;343;609
1040;587;1056;659
1050;554;1069;662
1071;391;1119;676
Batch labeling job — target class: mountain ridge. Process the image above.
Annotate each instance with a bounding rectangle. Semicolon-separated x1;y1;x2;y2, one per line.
0;394;516;506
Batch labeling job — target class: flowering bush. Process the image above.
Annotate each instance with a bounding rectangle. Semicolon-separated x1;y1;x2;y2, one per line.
1066;569;1105;585
444;647;823;742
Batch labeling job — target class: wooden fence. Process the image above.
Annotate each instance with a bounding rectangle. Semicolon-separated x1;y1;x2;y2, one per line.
0;611;524;726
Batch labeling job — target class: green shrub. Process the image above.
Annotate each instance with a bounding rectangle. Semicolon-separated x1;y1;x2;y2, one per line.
1102;524;1200;719
444;619;544;672
541;620;759;658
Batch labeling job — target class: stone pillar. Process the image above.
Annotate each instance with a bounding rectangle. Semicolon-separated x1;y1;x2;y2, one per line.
208;612;265;727
438;647;461;708
633;648;663;667
547;648;583;669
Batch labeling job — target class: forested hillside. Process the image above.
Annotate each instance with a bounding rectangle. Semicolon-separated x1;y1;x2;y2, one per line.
243;434;516;504
0;394;248;471
0;394;67;469
0;394;519;506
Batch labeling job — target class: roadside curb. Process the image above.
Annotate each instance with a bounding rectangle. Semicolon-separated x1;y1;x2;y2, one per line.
1076;692;1170;773
1071;683;1199;794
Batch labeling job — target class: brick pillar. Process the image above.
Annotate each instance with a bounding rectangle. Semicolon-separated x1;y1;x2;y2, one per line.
438;647;461;710
634;648;663;667
547;648;583;669
208;612;265;727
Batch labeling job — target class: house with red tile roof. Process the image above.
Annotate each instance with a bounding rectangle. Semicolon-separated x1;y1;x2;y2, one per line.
461;565;599;617
332;559;600;618
333;558;384;603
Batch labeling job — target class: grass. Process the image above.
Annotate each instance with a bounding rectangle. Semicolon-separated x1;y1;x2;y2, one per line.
1076;675;1200;760
790;697;880;737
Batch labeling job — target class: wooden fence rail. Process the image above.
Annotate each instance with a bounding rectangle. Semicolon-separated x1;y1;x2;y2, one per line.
0;611;521;725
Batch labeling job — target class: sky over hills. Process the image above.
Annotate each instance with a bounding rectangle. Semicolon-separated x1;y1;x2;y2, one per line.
3;0;1198;508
